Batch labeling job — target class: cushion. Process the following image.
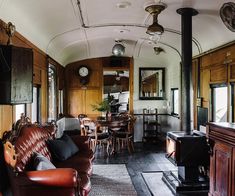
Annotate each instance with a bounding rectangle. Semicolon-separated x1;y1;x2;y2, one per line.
47;134;79;161
33;152;56;170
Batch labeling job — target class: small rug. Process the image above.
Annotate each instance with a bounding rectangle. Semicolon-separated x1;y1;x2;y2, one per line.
142;172;174;196
90;164;137;196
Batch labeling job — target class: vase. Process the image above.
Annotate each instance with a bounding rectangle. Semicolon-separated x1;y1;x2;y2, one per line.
106;111;112;121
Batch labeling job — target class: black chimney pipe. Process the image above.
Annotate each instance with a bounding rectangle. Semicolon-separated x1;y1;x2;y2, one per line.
177;8;198;135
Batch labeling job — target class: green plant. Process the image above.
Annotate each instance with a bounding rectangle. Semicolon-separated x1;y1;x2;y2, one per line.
91;98;111;112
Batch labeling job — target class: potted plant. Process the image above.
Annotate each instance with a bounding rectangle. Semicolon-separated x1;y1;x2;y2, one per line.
91;98;111;120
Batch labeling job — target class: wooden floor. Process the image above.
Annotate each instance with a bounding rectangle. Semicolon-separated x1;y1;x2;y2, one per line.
93;138;176;196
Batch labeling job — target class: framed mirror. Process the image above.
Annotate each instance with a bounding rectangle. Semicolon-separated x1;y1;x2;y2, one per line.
139;67;165;100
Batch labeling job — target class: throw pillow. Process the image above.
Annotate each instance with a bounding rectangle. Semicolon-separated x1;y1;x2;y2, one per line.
47;134;79;161
33;152;56;170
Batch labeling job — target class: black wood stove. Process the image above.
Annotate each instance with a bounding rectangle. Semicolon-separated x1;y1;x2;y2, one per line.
162;131;209;195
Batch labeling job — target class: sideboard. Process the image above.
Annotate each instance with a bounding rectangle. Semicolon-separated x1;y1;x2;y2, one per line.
207;122;235;196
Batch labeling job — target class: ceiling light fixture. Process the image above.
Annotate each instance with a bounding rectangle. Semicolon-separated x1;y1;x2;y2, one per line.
154;47;165;55
112;40;125;56
145;2;166;35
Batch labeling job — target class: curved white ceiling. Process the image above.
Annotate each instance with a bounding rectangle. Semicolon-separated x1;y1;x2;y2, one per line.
0;0;234;66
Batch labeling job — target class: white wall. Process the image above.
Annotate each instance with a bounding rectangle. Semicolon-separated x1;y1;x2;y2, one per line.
133;53;181;141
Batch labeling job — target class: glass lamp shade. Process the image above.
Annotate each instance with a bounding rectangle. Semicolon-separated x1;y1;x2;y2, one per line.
112;43;125;56
146;22;164;35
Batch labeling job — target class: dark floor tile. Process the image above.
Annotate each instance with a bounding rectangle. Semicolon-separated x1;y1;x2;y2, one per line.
93;141;174;195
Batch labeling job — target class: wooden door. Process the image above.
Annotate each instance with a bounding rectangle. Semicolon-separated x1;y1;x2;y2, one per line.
210;142;232;196
68;89;101;118
68;89;85;117
85;89;102;118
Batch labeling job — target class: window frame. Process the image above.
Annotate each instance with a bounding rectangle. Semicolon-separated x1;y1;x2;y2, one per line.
210;83;228;122
48;64;57;122
171;88;179;116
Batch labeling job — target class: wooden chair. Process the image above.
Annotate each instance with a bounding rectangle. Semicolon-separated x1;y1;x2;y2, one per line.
115;114;136;154
80;118;112;155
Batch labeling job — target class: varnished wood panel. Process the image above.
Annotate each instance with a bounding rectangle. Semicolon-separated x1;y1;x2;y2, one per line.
33;65;41;85
210;65;227;83
66;58;103;89
192;59;199;129
212;143;231;196
207;123;235;196
67;89;102;118
85;89;102;118
102;57;130;69
201;54;212;68
210;48;228;66
40;69;48;123
0;19;65;128
0;105;12;137
232;149;235;196
200;68;210;103
68;89;85;117
229;63;235;81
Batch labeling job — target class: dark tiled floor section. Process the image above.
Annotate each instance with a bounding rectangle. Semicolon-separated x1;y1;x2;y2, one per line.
93;138;176;196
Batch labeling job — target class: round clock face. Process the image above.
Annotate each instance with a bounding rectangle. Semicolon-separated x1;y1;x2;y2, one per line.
79;66;89;77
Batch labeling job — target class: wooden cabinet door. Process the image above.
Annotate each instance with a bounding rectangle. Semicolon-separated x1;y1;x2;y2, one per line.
85;89;102;118
210;64;227;83
68;89;85;117
68;89;102;118
210;142;232;196
232;148;235;196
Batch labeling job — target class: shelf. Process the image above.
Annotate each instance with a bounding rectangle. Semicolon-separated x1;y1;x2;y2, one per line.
142;108;160;142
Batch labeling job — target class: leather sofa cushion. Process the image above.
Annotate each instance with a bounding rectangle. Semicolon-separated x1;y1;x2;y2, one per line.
33;152;56;170
47;134;79;161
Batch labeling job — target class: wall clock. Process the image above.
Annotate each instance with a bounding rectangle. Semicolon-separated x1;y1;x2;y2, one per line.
78;65;90;85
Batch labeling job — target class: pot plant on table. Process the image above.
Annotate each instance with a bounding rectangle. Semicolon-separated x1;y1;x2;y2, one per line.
91;98;112;120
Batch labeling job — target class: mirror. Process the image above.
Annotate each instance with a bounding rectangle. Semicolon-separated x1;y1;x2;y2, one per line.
139;67;165;100
103;70;129;113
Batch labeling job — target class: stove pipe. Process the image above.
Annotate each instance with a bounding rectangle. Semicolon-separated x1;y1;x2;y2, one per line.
177;8;198;135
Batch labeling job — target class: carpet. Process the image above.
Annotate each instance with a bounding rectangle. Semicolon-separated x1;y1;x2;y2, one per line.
142;172;174;196
90;164;137;196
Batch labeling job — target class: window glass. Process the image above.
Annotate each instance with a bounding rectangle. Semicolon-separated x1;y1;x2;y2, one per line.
48;64;57;121
15;104;25;121
212;86;227;122
171;88;179;115
32;86;40;123
58;90;63;115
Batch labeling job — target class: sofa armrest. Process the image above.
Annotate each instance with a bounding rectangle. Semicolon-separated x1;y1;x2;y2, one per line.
70;135;91;151
17;168;79;188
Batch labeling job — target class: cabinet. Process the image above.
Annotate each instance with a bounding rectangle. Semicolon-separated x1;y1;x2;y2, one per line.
142;108;160;142
207;122;235;196
68;89;102;119
0;45;33;104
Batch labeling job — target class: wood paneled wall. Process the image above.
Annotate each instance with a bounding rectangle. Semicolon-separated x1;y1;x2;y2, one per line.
65;58;103;118
0;19;64;137
65;57;134;118
193;42;235;127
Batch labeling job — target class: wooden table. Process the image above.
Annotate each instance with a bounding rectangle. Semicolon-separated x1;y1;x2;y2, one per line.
96;118;128;154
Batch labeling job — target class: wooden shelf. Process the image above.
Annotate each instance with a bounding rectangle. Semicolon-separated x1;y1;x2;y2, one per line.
142;108;160;142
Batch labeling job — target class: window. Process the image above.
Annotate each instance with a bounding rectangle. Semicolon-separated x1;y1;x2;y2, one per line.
211;85;228;122
58;89;63;115
31;86;40;123
171;88;179;115
15;104;26;121
48;64;57;122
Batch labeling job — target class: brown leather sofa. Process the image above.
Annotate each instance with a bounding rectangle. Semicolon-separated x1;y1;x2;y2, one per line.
3;118;94;196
